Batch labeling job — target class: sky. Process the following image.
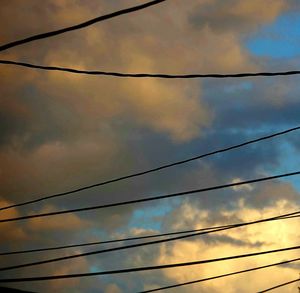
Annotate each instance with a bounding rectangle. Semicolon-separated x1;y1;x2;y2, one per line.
0;0;300;292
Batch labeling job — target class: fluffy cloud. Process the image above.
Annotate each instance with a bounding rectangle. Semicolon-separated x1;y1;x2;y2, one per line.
1;1;300;292
27;204;91;231
151;199;300;293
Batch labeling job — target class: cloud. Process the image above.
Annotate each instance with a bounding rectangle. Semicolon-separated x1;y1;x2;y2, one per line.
1;1;300;292
151;198;300;293
0;199;28;243
104;284;122;293
27;204;91;231
189;0;289;33
0;1;212;146
231;178;254;191
47;256;90;293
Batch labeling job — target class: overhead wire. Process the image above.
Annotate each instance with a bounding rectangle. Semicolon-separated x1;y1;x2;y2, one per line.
0;210;299;271
0;226;219;256
0;245;300;283
0;214;298;256
2;0;299;290
1;171;300;223
1;126;299;212
257;277;300;293
139;257;300;293
0;0;167;52
1;59;300;79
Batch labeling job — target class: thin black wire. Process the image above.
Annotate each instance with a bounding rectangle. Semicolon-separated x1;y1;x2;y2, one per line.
1;126;299;212
1;171;300;223
1;59;300;79
257;278;300;293
139;257;300;293
0;0;167;52
0;210;299;272
0;214;298;256
0;246;299;283
0;227;218;256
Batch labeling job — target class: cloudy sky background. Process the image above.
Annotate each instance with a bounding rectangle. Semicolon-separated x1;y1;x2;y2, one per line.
0;0;300;292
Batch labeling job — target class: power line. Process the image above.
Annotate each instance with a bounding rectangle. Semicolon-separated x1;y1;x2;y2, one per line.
0;245;299;283
0;214;298;256
0;210;299;271
0;227;238;256
257;278;300;293
1;59;300;79
0;0;167;52
0;226;218;256
1;126;299;212
1;171;300;223
139;257;300;293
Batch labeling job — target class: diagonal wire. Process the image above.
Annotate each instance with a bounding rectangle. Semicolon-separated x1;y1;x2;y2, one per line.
0;214;298;256
139;257;300;292
0;0;167;52
0;210;299;271
257;278;300;293
1;126;299;212
1;171;300;223
0;246;300;282
0;226;219;256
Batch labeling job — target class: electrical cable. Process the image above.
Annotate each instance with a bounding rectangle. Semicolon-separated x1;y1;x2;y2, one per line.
139;257;300;292
1;171;299;223
1;59;300;79
257;277;300;293
0;210;299;271
0;214;298;256
0;245;299;283
2;126;299;212
0;0;167;52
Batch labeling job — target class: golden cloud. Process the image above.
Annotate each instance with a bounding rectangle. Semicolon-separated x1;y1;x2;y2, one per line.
152;199;300;292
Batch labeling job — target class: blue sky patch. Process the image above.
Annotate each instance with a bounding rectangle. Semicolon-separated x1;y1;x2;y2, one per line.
224;81;253;93
275;142;300;192
127;202;175;231
246;12;300;58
